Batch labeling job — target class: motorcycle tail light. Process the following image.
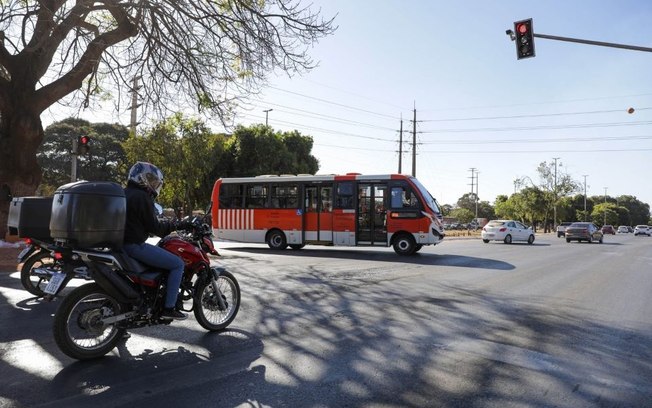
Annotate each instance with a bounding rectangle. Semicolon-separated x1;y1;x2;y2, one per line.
25;238;33;246
54;252;63;260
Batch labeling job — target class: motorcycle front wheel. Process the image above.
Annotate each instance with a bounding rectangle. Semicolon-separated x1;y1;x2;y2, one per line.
20;250;57;297
53;283;126;360
193;270;241;331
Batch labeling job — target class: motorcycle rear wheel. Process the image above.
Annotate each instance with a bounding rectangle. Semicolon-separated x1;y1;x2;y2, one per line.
53;283;126;360
20;250;56;297
193;270;241;331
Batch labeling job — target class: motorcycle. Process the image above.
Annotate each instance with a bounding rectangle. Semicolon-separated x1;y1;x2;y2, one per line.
18;238;90;297
51;213;241;360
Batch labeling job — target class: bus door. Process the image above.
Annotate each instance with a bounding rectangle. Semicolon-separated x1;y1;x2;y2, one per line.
357;183;388;245
303;184;333;242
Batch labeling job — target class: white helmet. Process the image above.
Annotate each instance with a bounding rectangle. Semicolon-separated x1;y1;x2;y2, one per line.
128;161;164;197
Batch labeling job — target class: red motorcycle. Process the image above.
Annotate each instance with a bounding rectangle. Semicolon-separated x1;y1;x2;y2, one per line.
51;215;240;360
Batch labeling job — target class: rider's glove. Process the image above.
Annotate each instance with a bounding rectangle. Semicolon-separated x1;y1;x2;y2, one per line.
173;219;194;231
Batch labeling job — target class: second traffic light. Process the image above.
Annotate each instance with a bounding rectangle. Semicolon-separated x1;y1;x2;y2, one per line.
514;18;535;59
77;135;91;155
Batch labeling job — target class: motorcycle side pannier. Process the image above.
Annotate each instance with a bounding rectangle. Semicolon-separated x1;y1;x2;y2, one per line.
7;196;53;241
50;181;126;248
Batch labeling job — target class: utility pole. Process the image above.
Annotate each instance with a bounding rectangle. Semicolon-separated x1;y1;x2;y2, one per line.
583;175;588;221
411;105;417;177
70;137;78;182
553;157;560;229
469;167;477;216
129;76;141;135
475;171;480;224
603;187;608;226
263;109;273;126
398;117;403;173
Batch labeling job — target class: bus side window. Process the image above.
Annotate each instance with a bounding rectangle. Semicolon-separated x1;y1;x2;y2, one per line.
220;184;244;209
321;187;333;212
391;186;419;209
335;182;354;209
245;184;268;208
271;184;299;209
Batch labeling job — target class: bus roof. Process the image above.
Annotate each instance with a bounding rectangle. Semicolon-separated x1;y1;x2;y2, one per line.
217;174;414;184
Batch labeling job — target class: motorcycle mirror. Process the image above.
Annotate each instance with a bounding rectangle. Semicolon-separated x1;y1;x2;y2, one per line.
154;203;163;216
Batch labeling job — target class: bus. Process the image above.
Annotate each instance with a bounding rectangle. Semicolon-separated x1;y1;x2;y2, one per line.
210;173;445;255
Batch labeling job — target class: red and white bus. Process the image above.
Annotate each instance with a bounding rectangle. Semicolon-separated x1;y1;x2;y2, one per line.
210;173;445;255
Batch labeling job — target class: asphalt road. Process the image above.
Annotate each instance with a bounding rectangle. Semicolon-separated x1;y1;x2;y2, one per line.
1;233;651;407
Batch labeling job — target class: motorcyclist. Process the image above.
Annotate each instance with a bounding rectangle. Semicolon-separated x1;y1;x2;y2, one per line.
123;161;189;320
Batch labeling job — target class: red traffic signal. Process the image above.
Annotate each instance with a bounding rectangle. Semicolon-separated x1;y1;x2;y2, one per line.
514;18;535;59
77;135;91;155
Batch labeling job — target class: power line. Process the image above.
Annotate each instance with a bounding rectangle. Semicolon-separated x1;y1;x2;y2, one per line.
419;134;652;145
267;86;399;120
247;102;396;131
420;120;652;133
419;107;652;122
238;112;397;142
417;92;652;113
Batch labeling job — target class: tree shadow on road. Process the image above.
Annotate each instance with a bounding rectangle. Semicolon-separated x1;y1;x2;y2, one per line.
1;255;651;407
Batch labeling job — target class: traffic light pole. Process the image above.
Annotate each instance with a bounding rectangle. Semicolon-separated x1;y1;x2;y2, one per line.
71;137;78;182
533;33;652;53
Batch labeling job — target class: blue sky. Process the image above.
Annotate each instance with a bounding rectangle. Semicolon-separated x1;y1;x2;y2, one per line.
47;1;652;208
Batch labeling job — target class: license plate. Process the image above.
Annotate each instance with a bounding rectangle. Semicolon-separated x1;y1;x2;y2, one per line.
17;247;32;262
44;272;66;295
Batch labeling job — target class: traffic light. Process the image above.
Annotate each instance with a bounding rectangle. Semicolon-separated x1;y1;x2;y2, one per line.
77;135;91;155
514;18;535;59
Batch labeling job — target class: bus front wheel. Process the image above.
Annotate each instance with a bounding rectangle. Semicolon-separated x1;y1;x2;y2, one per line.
267;230;288;250
393;234;417;256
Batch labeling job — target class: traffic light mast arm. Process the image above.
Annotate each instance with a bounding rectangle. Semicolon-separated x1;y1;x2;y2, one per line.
533;33;652;53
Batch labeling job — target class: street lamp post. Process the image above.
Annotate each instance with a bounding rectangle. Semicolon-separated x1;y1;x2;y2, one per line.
263;109;273;126
582;175;588;221
553;157;559;230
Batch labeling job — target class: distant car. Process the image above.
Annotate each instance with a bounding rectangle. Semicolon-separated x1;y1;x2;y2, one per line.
634;225;650;236
617;226;629;233
565;222;603;243
556;222;574;238
601;225;616;235
481;220;535;244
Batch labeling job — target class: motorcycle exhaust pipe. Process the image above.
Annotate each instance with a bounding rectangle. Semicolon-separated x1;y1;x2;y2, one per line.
89;262;140;304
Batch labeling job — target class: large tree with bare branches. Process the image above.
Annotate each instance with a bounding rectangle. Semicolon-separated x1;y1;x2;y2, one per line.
0;0;335;237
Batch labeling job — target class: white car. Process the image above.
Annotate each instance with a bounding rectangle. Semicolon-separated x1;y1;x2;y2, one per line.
617;226;629;233
481;220;535;244
634;225;650;236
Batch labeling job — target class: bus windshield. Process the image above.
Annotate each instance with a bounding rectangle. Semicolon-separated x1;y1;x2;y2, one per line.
411;178;441;215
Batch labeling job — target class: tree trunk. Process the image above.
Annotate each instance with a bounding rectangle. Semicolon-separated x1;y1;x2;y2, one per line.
0;111;44;238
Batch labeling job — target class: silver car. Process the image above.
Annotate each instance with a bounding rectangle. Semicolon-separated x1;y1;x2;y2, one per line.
481;220;535;244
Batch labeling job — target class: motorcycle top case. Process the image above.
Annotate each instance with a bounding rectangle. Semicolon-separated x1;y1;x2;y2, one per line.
49;181;126;249
7;196;53;241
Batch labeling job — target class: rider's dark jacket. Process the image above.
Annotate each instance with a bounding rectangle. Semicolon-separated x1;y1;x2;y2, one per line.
123;182;174;245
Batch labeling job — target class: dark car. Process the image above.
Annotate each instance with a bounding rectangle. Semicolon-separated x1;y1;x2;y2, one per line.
565;222;603;243
601;225;616;235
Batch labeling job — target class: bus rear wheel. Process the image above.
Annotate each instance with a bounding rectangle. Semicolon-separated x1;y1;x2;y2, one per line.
267;230;288;250
393;234;417;256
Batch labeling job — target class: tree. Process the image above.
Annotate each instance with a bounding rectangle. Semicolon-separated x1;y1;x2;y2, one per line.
591;203;619;227
450;208;474;224
455;192;495;220
226;124;319;176
0;1;335;237
616;195;650;226
37;118;129;195
495;187;546;230
123;114;228;216
515;161;579;231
